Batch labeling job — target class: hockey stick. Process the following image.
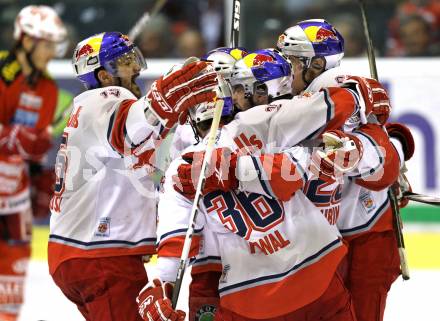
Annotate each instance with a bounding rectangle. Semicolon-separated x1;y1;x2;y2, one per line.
171;94;225;309
230;0;241;47
357;0;410;280
403;192;440;206
128;0;168;40
171;1;240;307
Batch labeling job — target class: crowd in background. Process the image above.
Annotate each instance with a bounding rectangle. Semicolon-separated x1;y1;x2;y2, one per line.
1;0;439;58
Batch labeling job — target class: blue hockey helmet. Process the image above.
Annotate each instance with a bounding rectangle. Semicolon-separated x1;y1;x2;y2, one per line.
277;19;344;70
230;48;292;99
72;32;147;89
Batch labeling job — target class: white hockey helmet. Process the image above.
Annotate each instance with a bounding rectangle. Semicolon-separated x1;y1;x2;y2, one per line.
189;73;234;124
201;47;248;80
14;5;68;57
277;19;344;70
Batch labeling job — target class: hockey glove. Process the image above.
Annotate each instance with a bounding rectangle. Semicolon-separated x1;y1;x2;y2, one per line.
146;60;217;129
385;122;415;161
173;148;238;199
31;168;56;219
136;278;185;321
311;129;363;182
342;76;391;125
0;125;52;161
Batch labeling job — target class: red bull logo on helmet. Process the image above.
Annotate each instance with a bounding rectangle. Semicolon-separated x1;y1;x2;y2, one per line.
75;33;104;61
76;44;93;59
242;53;274;68
303;25;338;43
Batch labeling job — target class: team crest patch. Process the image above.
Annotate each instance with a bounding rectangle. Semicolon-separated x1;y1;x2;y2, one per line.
195;304;217;321
360;192;376;214
95;217;111;237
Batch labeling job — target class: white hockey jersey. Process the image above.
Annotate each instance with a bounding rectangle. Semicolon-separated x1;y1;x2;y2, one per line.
158;130;346;319
48;86;162;275
169;86;360;275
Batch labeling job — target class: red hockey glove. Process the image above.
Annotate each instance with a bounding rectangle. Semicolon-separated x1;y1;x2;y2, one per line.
136;278;185;321
31;168;56;219
0;125;52;161
147;60;217;129
391;171;412;208
342;76;391;125
311;130;363;182
173;148;238;199
385;122;415;161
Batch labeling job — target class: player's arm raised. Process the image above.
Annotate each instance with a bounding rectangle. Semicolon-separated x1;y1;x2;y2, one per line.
107;60;217;159
268;76;390;147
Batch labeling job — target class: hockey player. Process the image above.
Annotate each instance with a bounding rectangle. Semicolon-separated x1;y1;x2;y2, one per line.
136;49;391;320
277;19;415;321
137;87;357;321
165;47;248;165
0;6;67;321
48;31;218;321
174;47;248;321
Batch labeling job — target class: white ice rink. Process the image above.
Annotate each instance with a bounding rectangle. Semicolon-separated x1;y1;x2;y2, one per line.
17;261;440;321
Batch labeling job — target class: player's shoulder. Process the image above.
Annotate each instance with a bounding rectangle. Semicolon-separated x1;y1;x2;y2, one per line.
232;104;279;125
306;66;348;93
73;86;137;110
0;51;22;85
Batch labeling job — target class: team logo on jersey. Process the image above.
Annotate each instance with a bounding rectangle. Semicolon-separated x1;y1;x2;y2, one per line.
265;104;281;112
12;258;29;274
360;192;376;214
95;217;111;237
195;305;217;321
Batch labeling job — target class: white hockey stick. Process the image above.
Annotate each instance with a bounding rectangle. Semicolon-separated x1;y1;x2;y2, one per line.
171;93;225;309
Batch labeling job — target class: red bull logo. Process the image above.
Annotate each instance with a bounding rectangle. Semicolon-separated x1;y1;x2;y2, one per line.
76;44;94;59
243;53;274;68
75;34;104;61
304;25;338;43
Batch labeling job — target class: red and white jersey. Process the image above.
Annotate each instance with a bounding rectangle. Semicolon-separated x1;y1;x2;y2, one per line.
180;87;359;275
48;86;162;275
158;132;346;319
0;51;57;214
153;123;197;173
229;87;358;152
338;124;400;238
303;69;400;238
170;124;197;160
